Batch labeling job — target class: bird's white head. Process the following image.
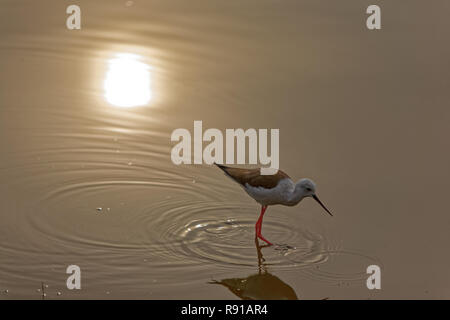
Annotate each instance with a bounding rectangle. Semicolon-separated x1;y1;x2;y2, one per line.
297;178;333;216
298;178;316;197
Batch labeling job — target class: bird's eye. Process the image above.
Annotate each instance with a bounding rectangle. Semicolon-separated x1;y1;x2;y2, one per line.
306;187;312;192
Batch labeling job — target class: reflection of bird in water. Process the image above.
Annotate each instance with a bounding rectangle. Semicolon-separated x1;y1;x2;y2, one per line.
210;238;298;300
215;164;332;245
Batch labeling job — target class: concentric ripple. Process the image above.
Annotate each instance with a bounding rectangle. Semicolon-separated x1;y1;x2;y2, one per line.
160;210;331;269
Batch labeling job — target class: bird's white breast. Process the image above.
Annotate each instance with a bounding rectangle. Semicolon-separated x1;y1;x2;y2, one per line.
244;178;295;206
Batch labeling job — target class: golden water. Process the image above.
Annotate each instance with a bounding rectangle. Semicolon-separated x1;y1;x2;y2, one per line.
0;0;449;299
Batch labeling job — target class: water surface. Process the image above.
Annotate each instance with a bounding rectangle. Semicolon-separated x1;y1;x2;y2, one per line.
0;0;449;299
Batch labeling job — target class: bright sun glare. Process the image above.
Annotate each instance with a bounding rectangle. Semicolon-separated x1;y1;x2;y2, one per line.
104;53;151;107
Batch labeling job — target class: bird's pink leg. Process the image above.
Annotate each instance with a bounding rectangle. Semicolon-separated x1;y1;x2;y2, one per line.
255;205;265;234
255;205;272;246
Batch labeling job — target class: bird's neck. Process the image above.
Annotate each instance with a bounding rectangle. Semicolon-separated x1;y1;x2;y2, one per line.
286;182;307;205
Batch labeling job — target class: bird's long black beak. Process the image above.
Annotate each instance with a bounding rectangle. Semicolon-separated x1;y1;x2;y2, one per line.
312;194;333;216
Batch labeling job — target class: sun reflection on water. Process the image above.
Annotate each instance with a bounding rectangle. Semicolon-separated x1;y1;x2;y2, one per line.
104;53;152;107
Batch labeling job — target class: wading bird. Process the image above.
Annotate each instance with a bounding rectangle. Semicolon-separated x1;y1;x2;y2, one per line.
215;163;332;245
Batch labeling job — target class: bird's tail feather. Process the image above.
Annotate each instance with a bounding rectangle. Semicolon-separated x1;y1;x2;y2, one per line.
214;162;233;178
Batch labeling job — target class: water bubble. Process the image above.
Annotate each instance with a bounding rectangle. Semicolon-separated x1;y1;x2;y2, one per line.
57;291;62;296
96;207;103;213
